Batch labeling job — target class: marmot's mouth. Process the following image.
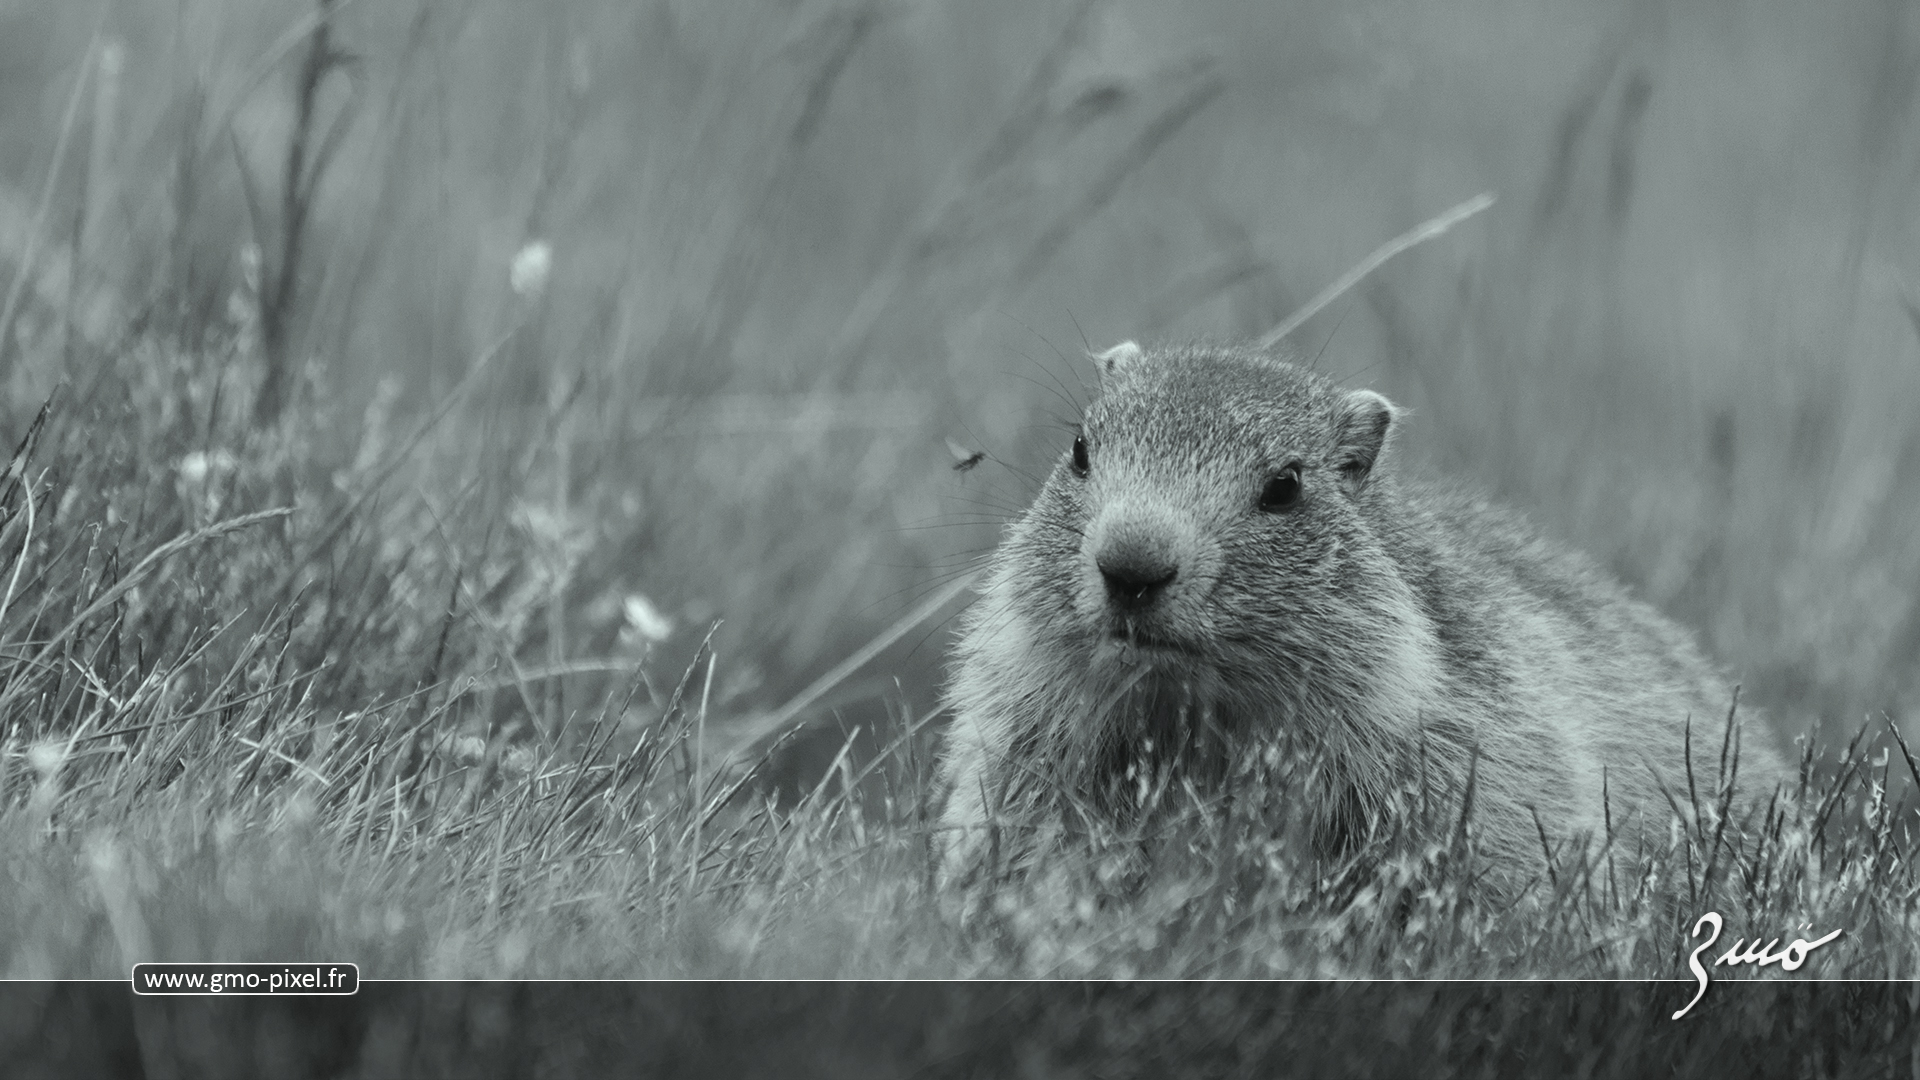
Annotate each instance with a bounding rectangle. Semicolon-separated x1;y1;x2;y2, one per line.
1097;623;1203;662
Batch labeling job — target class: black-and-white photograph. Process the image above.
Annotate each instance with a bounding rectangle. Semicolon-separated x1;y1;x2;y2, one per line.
1;0;1915;1074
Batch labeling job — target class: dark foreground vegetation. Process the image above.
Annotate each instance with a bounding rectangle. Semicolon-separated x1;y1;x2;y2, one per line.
10;981;1917;1078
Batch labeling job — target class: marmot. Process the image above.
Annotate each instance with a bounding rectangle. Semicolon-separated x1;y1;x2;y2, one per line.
936;340;1786;891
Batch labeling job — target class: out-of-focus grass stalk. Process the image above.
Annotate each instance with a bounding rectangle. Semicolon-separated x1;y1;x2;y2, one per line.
0;31;101;376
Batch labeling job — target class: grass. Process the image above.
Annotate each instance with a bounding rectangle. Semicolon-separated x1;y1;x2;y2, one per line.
1;0;1918;1073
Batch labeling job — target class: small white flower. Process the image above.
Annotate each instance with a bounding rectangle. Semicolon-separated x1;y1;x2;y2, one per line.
453;735;488;764
239;242;263;294
622;594;675;644
510;241;553;299
226;289;256;328
177;449;238;484
282;793;316;827
27;741;67;779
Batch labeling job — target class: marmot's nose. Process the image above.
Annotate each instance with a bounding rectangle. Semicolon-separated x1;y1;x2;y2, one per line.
1098;550;1178;610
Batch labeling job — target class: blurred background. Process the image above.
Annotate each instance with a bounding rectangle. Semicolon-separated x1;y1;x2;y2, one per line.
2;0;1917;771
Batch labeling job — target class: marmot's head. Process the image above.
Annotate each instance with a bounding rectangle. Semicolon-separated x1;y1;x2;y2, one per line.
1003;341;1409;726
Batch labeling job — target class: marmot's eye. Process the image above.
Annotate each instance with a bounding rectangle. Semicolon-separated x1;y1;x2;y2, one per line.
1070;435;1090;476
1259;467;1302;511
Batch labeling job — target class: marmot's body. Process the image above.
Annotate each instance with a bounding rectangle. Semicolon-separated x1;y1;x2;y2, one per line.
937;341;1786;889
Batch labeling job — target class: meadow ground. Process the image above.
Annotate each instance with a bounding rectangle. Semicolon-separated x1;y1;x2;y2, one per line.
0;0;1918;1073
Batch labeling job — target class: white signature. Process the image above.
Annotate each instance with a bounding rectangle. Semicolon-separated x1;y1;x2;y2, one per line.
1671;911;1844;1020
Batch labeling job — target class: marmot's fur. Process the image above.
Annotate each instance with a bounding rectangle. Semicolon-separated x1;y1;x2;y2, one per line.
936;340;1786;889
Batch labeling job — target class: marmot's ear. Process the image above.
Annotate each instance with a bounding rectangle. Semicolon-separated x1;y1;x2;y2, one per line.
1091;340;1143;380
1332;389;1397;494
